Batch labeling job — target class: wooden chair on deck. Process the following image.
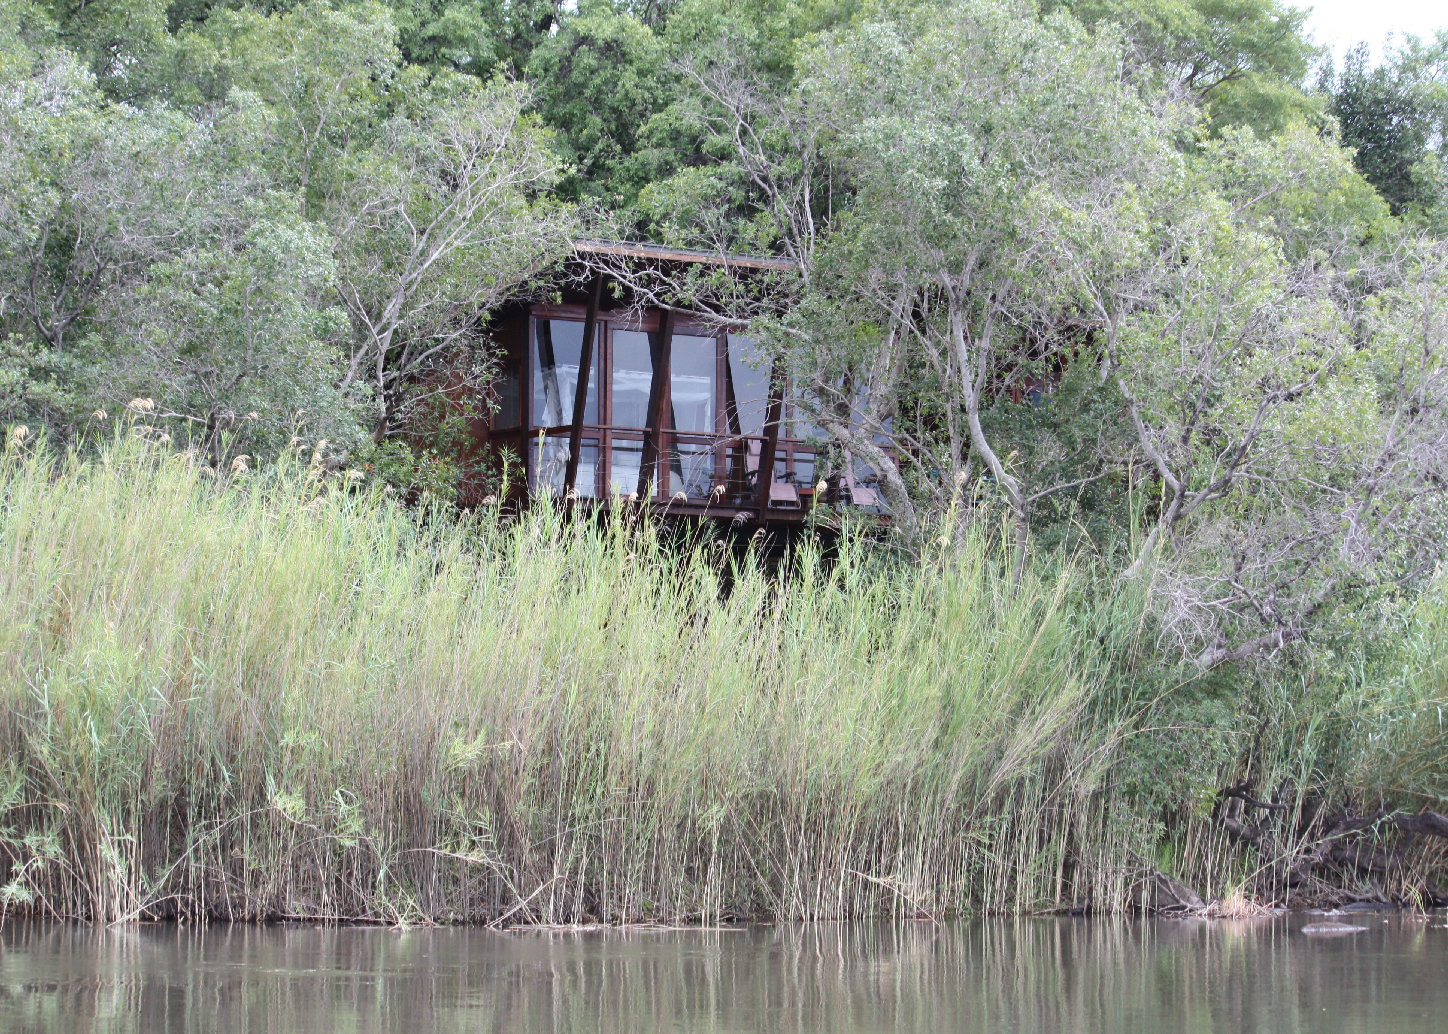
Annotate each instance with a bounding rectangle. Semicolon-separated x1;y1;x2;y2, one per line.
744;439;801;509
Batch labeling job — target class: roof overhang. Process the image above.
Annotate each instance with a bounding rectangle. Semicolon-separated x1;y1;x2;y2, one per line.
572;239;796;273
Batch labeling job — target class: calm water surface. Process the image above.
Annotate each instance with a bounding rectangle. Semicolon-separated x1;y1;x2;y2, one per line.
2;916;1446;1033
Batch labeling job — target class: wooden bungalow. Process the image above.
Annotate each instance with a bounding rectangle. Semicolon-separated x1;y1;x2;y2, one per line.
454;240;882;529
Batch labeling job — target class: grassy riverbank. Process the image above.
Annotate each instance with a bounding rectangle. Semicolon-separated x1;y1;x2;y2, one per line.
1;439;1445;923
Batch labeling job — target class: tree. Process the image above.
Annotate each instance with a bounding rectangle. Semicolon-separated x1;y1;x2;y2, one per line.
528;4;672;207
1;98;209;355
327;77;574;438
119;193;359;464
714;0;1185;551
1164;234;1448;668
1052;0;1317;133
604;0;860;243
0;25;226;430
169;4;575;444
388;0;568;75
1328;33;1448;219
664;0;1448;668
178;1;401;207
40;0;172;101
1027;118;1448;667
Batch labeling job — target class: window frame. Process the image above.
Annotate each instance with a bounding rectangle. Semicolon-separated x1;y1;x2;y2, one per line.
515;304;816;505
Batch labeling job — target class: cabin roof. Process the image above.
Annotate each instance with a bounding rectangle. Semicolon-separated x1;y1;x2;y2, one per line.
572;239;795;273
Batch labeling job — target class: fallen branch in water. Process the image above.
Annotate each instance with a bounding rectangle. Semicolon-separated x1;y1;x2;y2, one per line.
1211;782;1448;906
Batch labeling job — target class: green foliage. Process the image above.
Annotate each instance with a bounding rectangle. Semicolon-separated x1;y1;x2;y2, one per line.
1052;0;1318;133
0;0;570;475
529;5;671;206
178;1;402;204
125;193;361;461
41;0;173;100
325;73;573;432
1327;34;1448;221
393;0;567;74
1197;121;1393;257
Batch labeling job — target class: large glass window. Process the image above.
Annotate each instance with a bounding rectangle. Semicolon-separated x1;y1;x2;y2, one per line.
725;335;771;436
669;334;717;434
532;320;597;428
612;330;654;428
501;309;874;511
573;441;600;498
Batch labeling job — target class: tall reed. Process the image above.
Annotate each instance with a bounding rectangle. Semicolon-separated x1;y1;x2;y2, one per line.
1;437;1444;923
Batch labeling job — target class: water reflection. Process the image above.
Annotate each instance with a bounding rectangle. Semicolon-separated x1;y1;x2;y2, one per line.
2;917;1445;1033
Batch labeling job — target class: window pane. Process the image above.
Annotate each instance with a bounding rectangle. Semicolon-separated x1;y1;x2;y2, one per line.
494;366;520;428
532;320;597;428
725;335;770;436
851;391;894;445
667;441;717;499
669;334;716;434
609;439;654;497
794;452;816;487
575;442;599;498
528;437;599;498
529;435;567;495
789;399;827;444
612;330;654;429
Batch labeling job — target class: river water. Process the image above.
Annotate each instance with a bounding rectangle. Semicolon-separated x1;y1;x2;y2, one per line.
2;915;1446;1033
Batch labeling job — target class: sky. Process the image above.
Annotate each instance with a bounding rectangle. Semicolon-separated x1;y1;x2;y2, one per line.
1305;0;1447;62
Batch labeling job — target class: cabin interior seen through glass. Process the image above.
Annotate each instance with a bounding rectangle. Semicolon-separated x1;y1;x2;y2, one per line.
487;308;837;510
